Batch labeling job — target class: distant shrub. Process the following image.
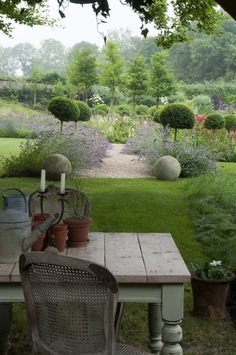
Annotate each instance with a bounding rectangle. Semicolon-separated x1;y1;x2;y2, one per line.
204;113;225;130
48;96;79;133
94;104;109;116
152;106;164;123
0;119;34;138
224;114;236;132
192;95;214;114
135;105;149;116
115;104;131;117
160;103;195;141
76;101;91;122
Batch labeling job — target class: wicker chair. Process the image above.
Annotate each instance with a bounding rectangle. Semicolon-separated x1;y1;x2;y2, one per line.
19;252;152;355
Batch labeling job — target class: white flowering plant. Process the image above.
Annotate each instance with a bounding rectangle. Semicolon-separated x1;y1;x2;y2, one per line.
191;260;233;280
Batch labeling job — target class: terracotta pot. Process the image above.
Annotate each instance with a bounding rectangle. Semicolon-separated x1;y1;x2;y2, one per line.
33;213;51;222
63;217;91;247
53;224;68;252
191;275;235;320
31;222;46;251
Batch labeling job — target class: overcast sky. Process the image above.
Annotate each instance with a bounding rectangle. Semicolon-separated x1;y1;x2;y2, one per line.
0;0;157;49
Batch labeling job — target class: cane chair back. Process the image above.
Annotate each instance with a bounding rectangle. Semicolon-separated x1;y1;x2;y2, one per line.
20;252;152;355
20;252;118;355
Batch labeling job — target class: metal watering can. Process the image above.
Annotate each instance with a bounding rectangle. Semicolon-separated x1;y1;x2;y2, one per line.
0;188;58;263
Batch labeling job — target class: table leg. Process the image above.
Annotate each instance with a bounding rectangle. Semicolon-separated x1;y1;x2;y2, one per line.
0;304;12;355
148;303;163;354
160;284;184;355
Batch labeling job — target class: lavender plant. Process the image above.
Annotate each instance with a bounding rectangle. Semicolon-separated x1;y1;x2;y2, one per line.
3;122;110;177
125;123;216;177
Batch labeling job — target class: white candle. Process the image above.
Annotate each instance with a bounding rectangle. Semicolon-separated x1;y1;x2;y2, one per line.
60;173;66;194
40;169;46;192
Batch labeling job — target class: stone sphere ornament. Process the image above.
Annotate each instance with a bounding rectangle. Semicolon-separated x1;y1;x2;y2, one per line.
153;156;181;181
42;154;72;181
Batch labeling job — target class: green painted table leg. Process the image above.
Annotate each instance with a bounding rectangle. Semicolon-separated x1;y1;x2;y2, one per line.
0;304;12;355
160;285;184;355
148;303;163;354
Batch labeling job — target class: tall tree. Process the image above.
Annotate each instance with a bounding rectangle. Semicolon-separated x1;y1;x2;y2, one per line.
168;16;236;83
67;48;97;102
68;42;99;63
13;43;36;76
149;51;176;105
0;47;18;76
34;39;67;74
100;41;124;106
126;55;148;109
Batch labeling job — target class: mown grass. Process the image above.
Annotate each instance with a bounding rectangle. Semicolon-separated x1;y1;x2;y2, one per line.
0;175;236;354
0;138;25;176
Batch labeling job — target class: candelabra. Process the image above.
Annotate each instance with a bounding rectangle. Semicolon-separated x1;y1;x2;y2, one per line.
37;190;68;227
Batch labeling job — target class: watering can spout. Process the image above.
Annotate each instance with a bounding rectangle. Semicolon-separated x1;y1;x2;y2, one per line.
22;214;59;252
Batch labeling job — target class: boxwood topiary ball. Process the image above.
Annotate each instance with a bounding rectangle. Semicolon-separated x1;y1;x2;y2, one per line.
153;156;181;181
42;154;72;181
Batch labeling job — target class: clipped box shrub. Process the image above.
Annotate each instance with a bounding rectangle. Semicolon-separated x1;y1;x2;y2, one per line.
204;113;225;130
224;114;236;132
76;101;91;122
48;96;79;133
160;103;194;141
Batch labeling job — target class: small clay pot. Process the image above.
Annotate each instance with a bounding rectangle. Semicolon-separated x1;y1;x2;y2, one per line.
63;217;91;247
53;224;68;252
31;222;46;251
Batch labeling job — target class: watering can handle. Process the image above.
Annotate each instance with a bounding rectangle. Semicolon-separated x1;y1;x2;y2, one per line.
0;188;28;214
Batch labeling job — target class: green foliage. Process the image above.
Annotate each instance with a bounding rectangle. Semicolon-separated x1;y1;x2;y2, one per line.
152;106;164;123
191;260;232;280
192;123;235;162
224;114;236;131
148;51;177;104
188;174;236;271
47;96;79;131
0;124;33;138
160;103;194;141
160;103;195;129
126;55;148;108
135;105;150;116
41;72;65;85
90;115;137;143
100;41;124;106
67;48;97;101
76;101;91;122
168;17;236;83
204;113;225;130
115;104;131;117
0;0;54;36
126;124;216;177
93;104;109;116
192;95;214;114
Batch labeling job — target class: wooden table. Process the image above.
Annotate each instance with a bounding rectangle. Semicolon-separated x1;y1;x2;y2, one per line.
0;232;191;354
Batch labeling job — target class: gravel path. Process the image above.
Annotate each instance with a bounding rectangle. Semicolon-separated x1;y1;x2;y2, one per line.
77;144;152;178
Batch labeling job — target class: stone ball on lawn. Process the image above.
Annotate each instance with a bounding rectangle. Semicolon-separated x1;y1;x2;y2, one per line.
153;156;181;181
42;154;72;181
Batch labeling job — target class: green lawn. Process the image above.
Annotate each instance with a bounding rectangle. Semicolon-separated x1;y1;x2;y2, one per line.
0;138;25;176
0;175;236;354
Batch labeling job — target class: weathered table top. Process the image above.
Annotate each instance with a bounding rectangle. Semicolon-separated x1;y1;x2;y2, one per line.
0;232;191;284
